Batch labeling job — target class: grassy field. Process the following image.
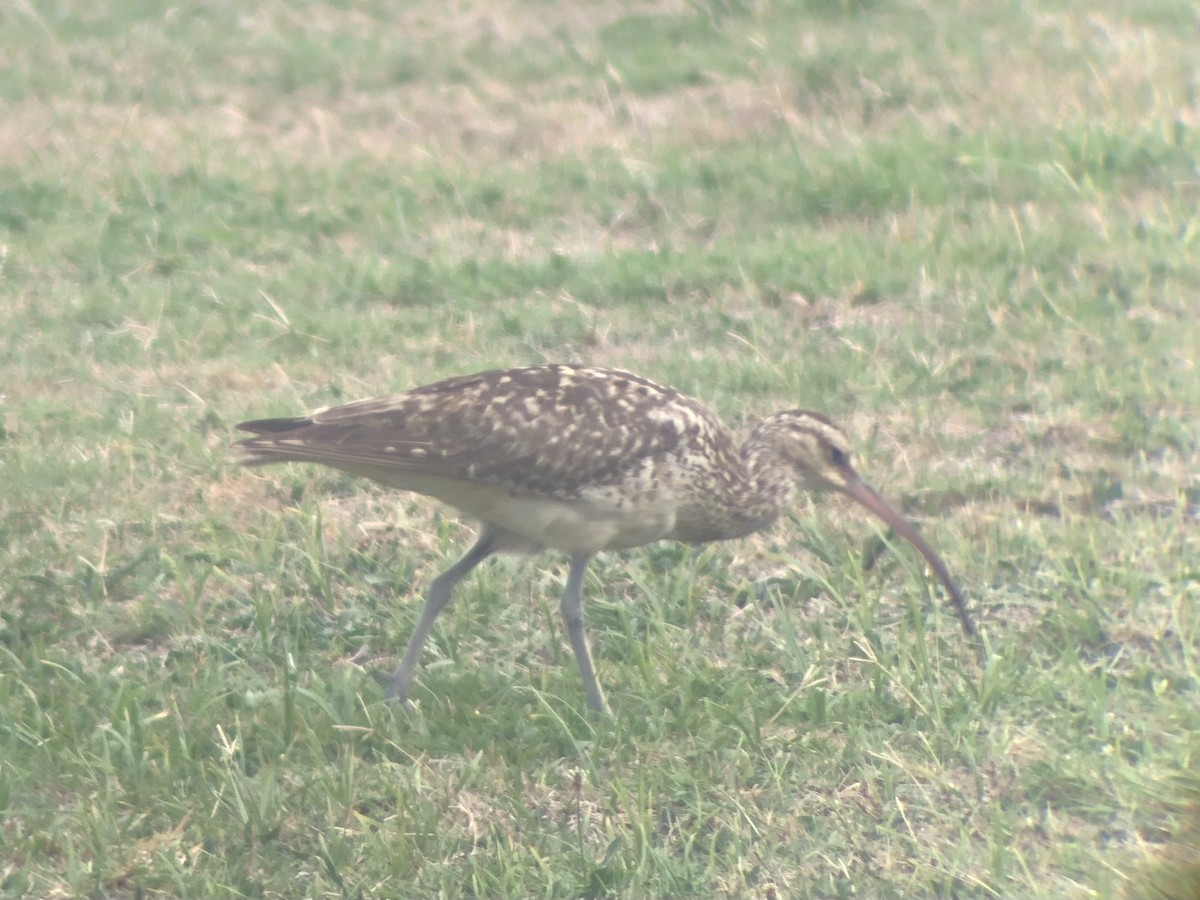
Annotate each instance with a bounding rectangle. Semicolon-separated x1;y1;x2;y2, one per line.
2;0;1198;896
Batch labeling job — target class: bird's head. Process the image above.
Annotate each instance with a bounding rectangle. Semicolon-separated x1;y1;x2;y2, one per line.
757;410;859;492
752;410;978;641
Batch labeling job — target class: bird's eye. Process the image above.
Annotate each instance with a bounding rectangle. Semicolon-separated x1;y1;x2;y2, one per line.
828;446;850;467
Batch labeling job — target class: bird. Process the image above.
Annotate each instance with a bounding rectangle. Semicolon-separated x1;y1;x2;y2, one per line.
235;363;977;713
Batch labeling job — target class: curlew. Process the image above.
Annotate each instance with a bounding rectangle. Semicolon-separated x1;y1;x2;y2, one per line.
236;364;977;713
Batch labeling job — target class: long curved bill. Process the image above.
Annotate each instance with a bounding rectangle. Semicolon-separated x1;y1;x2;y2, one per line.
839;477;978;641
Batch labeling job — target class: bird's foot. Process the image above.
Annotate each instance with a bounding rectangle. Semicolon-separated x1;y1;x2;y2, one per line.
372;668;416;711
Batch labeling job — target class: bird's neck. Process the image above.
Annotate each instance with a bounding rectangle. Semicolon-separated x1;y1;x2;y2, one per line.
669;420;796;543
732;426;796;533
671;428;794;542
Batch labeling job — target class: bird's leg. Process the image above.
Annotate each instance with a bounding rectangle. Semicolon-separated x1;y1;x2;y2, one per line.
560;553;609;714
384;531;496;706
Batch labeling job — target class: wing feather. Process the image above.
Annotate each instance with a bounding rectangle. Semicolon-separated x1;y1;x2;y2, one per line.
235;365;716;499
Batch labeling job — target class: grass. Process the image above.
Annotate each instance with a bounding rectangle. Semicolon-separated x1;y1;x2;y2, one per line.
2;0;1198;896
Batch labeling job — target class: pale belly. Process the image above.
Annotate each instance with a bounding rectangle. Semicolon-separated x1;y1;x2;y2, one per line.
344;466;679;554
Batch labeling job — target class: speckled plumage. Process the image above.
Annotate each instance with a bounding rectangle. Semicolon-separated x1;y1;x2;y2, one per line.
238;365;819;551
237;364;976;712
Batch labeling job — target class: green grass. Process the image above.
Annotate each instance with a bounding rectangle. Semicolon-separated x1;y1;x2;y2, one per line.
2;0;1198;896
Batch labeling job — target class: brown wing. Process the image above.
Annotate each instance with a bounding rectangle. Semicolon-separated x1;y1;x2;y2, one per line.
236;365;716;500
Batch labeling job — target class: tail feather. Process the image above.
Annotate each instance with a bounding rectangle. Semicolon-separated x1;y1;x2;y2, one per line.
235;416;317;467
237;416;315;435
